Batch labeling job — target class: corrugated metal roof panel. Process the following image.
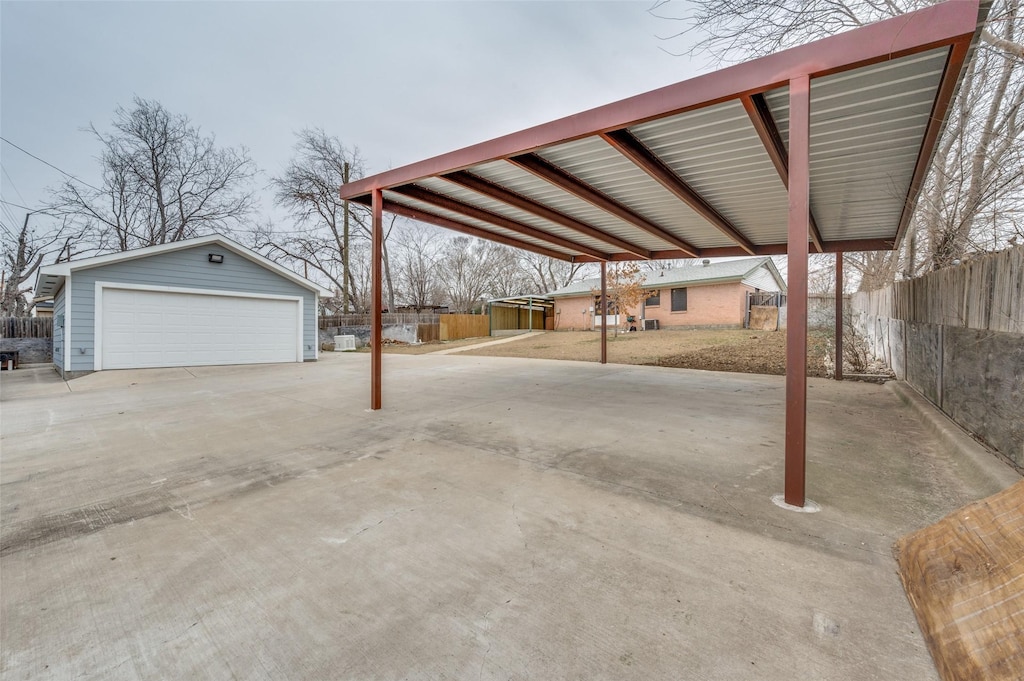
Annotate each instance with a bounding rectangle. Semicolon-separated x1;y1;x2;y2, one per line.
383;191;579;257
629;100;791;247
764;48;949;242
536;136;740;249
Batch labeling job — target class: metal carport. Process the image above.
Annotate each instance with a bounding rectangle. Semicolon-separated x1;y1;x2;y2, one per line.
339;0;984;507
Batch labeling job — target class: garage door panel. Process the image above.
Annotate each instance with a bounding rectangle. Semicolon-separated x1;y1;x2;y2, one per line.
101;288;299;369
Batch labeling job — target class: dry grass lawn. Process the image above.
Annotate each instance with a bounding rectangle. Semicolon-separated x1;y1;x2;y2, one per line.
460;329;832;377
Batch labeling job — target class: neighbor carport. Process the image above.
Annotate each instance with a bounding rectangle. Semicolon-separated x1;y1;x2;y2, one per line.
339;0;985;507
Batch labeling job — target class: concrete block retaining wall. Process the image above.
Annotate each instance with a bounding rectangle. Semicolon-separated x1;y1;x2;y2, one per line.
0;338;53;364
852;310;1023;469
319;324;419;348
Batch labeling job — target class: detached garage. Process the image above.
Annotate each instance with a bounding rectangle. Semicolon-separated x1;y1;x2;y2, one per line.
34;235;332;379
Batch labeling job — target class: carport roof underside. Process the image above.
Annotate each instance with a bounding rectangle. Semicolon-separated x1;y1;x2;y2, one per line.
339;1;984;262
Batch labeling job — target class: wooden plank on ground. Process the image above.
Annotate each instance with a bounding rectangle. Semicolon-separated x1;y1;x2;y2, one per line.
894;480;1024;681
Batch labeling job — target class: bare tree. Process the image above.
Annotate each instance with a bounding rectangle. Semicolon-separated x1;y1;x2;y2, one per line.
651;0;1024;286
1;211;82;316
437;237;509;313
521;251;589;293
918;11;1024;270
392;222;446;309
271;129;364;309
393;224;583;308
268;129;404;311
53;97;256;252
487;246;536;298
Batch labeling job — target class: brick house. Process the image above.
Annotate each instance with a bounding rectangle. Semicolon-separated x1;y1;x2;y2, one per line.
547;258;785;331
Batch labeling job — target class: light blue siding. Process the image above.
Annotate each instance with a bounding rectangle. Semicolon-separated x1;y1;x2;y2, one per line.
53;286;66;370
68;245;317;371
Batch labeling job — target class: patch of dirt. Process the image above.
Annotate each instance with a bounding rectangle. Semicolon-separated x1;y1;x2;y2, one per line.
461;329;832;377
652;330;831;377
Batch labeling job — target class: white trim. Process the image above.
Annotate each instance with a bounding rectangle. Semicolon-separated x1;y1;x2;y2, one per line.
63;279;72;374
314;293;320;361
36;234;332;298
94;281;304;370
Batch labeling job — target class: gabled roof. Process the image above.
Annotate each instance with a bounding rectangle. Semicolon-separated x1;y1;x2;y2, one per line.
33;234;333;299
547;258;784;297
338;1;983;263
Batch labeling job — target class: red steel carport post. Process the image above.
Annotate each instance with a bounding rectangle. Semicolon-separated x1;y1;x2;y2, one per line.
785;74;810;507
600;261;608;364
835;253;844;381
371;188;383;410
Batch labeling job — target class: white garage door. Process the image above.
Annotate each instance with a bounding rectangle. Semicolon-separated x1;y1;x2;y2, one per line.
99;288;300;369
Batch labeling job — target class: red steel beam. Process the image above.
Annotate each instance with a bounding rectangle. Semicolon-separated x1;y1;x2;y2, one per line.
600;129;756;255
835;252;844;381
508;154;700;257
371;188;383;411
785;74;811;508
381;200;573;262
339;2;978;201
741;94;825;253
600;261;608;364
443;171;652;259
391;184;610;261
894;38;973;247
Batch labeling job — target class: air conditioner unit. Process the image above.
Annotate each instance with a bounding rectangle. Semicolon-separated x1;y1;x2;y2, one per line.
334;335;357;351
643;319;659;331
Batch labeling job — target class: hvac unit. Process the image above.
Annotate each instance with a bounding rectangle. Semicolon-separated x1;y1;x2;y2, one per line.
334;335;357;351
643;319;659;331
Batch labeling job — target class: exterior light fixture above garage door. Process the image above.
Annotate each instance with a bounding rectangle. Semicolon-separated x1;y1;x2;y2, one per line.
208;253;224;263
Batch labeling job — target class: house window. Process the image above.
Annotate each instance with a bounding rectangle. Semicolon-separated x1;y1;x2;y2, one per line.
645;291;660;307
671;287;688;312
594;295;618;314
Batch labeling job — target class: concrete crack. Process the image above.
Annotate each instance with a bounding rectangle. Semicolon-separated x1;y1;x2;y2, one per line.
352;507;416;541
511;502;527;550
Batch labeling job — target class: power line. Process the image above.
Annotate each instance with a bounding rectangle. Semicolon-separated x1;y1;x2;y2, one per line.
0;136;101;191
0;204;18;226
0;199;51;214
0;195;17;222
1;164;28;205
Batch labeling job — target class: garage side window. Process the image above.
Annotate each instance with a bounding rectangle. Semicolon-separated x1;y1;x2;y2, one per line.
645;291;660;307
671;287;687;312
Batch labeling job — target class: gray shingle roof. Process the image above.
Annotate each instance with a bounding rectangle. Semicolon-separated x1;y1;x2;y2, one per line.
546;258;778;297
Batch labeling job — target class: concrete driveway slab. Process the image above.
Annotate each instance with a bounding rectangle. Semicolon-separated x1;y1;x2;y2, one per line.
1;354;1018;680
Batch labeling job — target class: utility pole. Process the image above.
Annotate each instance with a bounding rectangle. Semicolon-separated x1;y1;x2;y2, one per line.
342;161;351;313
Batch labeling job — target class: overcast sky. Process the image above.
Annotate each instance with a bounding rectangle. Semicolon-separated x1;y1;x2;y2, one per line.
1;1;711;233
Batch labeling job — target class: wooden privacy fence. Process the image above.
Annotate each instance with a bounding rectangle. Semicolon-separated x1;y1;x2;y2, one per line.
1;317;53;338
440;314;490;341
418;323;440;343
852;246;1023;332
